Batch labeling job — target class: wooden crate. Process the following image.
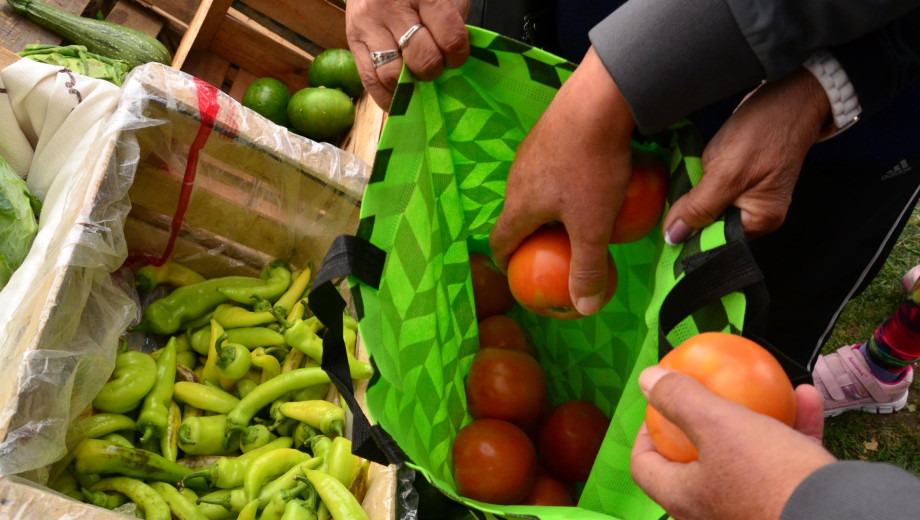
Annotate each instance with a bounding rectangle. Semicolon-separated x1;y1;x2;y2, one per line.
0;0;386;167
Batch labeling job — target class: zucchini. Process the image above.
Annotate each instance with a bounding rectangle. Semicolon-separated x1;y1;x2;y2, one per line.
6;0;171;70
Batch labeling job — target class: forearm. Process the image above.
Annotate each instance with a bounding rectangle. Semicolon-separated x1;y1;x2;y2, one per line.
590;0;920;134
781;460;920;520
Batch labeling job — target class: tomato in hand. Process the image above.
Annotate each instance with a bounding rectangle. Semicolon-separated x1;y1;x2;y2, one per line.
507;225;618;320
469;253;516;320
645;332;797;463
452;418;538;504
536;400;610;482
477;315;531;355
466;348;547;428
519;467;575;506
609;151;669;244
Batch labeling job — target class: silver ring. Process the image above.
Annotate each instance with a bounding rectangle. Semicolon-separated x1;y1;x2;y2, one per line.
369;49;400;68
398;23;424;51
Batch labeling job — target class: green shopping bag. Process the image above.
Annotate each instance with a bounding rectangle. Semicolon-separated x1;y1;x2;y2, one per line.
307;26;810;520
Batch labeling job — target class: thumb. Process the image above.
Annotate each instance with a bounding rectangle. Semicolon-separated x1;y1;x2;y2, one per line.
566;226;615;316
793;384;825;445
662;166;741;246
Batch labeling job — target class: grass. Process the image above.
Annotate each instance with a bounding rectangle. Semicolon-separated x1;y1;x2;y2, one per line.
822;205;920;475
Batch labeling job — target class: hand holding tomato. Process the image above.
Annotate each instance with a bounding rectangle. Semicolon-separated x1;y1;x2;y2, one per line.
631;366;834;520
645;332;797;462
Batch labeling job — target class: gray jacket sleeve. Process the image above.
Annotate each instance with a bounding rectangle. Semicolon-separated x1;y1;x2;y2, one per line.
781;460;920;520
588;0;920;134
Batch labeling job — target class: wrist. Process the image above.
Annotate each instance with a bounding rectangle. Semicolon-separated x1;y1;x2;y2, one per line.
566;47;636;139
802;51;862;141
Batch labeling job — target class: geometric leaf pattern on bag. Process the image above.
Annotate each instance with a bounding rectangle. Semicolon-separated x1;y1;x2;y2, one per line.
356;26;748;520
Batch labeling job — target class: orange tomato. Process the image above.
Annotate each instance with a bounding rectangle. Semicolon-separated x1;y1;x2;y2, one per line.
452;418;538;504
477;315;531;355
609;152;669;244
645;332;797;462
470;253;515;320
507;225;617;320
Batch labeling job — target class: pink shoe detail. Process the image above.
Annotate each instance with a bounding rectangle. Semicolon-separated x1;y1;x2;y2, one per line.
902;264;920;295
813;345;911;417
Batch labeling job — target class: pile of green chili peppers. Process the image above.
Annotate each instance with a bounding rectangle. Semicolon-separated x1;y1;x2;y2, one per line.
50;260;376;520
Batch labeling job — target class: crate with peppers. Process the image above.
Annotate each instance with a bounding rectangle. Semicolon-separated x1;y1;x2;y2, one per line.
49;258;378;520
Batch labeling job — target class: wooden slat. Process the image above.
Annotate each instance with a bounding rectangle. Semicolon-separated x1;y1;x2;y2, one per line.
133;0;198;26
227;67;258;102
191;0;232;51
208;7;313;93
341;92;386;169
1;0;92;53
105;0;165;37
170;0;212;69
181;48;231;87
0;45;20;69
245;0;347;50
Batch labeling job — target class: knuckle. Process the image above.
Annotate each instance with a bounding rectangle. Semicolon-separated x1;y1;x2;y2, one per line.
439;25;468;54
681;196;721;224
409;47;444;79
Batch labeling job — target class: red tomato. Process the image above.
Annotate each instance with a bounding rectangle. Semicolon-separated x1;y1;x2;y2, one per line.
507;225;618;320
477;315;531;355
646;332;797;463
609;152;669;244
536;400;609;483
466;348;547;428
519;470;575;506
452;419;538;504
469;253;515;320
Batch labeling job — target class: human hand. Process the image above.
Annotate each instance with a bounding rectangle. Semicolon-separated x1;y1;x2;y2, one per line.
631;366;836;520
345;0;470;109
662;67;832;245
489;47;636;316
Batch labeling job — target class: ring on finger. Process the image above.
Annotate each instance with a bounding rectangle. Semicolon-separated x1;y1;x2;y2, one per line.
398;23;424;51
369;49;401;68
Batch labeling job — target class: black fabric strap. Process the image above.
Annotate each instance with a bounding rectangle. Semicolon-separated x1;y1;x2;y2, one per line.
308;235;408;466
658;210;813;386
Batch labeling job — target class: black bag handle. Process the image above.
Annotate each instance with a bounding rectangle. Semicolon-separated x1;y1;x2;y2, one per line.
657;208;813;386
307;234;408;467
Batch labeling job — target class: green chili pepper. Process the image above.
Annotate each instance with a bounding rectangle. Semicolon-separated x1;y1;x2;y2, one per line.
73;413;136;439
281;499;318;520
133;276;266;335
161;401;182;462
260;480;311;520
136;261;207;295
243;448;312;500
181;436;293;489
238;499;261;520
216;342;252;380
310;436;332;460
279;401;344;438
219;262;292;305
149;481;210;520
173;381;240;414
225;368;336;442
273;267;312;317
291;358;331;402
48;468;82;500
183;311;216;332
284;300;307;323
179;414;239;456
92;350;158;413
214;303;277;329
322;437;361;489
191;327;286;354
281;348;306;376
90;477;172;520
236;378;258;399
74;439;194;485
252;348;282;383
301;469;368;520
254;458;323;508
197;487;249;514
81;488;128;509
178;350;199;370
239;424;278;453
99;432;134;449
201;320;227;386
138;337;178;443
284;319;372;378
292;423;320;449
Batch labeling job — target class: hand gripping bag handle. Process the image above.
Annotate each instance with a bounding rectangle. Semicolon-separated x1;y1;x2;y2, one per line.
307;234;408;467
657;208;813;386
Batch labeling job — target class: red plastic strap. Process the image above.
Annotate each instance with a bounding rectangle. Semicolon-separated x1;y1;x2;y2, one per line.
149;78;220;266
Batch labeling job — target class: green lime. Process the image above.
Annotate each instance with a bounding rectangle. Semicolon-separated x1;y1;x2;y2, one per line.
308;48;365;98
287;87;356;141
241;77;292;127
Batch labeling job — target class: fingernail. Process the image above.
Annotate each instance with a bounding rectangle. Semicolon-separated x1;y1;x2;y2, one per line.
638;366;671;396
664;219;694;246
574;294;602;316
